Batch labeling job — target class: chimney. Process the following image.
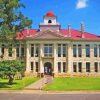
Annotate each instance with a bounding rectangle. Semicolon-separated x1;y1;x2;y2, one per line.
81;22;85;38
26;27;30;36
68;25;71;37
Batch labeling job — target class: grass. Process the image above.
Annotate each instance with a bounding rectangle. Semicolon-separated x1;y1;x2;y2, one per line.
43;77;100;91
0;77;39;90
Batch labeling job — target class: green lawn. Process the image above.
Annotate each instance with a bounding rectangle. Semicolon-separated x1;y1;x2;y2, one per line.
0;77;39;90
43;77;100;91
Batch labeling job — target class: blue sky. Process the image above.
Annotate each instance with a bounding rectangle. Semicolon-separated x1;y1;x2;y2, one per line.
20;0;100;35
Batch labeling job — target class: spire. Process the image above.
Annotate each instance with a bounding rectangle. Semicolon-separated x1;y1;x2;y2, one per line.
81;22;85;38
68;24;71;37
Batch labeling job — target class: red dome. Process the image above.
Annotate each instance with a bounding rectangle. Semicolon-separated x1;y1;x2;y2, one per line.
46;11;55;17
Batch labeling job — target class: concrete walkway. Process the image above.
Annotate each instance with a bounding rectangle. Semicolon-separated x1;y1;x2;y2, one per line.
25;75;53;90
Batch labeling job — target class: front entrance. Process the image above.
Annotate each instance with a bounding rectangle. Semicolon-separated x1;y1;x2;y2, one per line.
44;62;52;75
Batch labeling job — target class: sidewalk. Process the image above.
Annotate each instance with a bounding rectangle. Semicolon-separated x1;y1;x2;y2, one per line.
24;75;53;90
25;78;45;90
0;90;100;94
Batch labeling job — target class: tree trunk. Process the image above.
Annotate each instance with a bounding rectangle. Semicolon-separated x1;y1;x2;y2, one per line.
8;75;14;85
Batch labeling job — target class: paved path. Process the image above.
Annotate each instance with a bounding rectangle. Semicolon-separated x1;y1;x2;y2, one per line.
25;75;53;90
0;93;100;100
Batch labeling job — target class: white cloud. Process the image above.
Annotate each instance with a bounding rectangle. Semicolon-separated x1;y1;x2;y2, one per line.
76;0;88;9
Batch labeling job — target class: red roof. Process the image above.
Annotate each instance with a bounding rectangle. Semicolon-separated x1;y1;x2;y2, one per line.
16;29;37;39
46;11;55;17
16;29;100;40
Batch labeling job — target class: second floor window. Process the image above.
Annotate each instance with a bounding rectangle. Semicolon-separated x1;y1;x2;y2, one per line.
58;44;61;57
86;44;90;57
44;44;52;57
73;45;77;57
63;44;66;57
31;44;39;57
94;44;97;57
21;44;24;57
58;44;66;57
78;45;82;57
16;44;20;57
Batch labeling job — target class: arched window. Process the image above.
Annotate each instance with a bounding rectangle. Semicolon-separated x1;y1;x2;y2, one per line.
48;20;52;23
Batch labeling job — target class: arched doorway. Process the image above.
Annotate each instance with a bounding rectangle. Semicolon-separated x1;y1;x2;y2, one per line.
44;62;52;75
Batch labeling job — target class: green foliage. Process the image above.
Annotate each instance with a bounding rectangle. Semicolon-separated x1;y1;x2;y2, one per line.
0;0;32;40
0;60;25;84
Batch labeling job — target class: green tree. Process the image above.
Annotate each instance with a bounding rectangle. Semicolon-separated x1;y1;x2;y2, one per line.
0;0;32;41
0;60;25;85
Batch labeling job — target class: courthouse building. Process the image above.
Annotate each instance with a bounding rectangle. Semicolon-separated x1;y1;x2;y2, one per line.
0;11;100;77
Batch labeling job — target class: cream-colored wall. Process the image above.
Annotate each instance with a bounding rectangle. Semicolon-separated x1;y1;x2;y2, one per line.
0;40;100;76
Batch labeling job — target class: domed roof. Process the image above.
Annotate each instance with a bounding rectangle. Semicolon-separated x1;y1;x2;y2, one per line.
46;11;55;17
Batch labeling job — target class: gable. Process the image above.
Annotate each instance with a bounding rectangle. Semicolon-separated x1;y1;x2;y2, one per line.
32;29;65;39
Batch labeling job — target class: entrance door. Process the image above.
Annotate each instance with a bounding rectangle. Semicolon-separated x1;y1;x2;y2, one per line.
44;62;52;75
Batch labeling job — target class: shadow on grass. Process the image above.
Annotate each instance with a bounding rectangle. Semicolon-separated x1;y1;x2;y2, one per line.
0;82;17;88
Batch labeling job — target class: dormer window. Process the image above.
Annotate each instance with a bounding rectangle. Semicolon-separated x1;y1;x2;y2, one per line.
48;20;52;23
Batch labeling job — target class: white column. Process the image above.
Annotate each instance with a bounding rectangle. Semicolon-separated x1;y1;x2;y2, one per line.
26;43;31;72
67;43;73;73
54;43;58;73
39;44;44;73
82;43;86;73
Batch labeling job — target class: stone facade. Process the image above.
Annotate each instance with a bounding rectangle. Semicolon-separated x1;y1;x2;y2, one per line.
0;12;100;77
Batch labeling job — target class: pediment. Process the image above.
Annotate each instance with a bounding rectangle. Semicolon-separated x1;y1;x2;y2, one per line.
32;29;65;39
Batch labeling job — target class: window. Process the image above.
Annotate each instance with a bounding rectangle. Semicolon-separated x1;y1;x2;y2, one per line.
58;44;66;57
1;44;4;55
35;62;38;72
78;62;82;72
73;62;77;72
58;62;61;73
48;20;52;23
78;45;82;57
8;44;12;57
31;44;34;57
94;62;98;72
44;44;52;57
86;45;90;57
16;44;20;57
21;44;24;57
94;44;97;57
86;62;90;72
31;62;34;71
35;45;39;57
63;62;66;72
73;45;77;57
31;44;39;57
63;44;66;57
58;44;61;57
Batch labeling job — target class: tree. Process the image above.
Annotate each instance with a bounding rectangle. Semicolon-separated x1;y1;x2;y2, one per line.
0;60;25;85
0;0;32;41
